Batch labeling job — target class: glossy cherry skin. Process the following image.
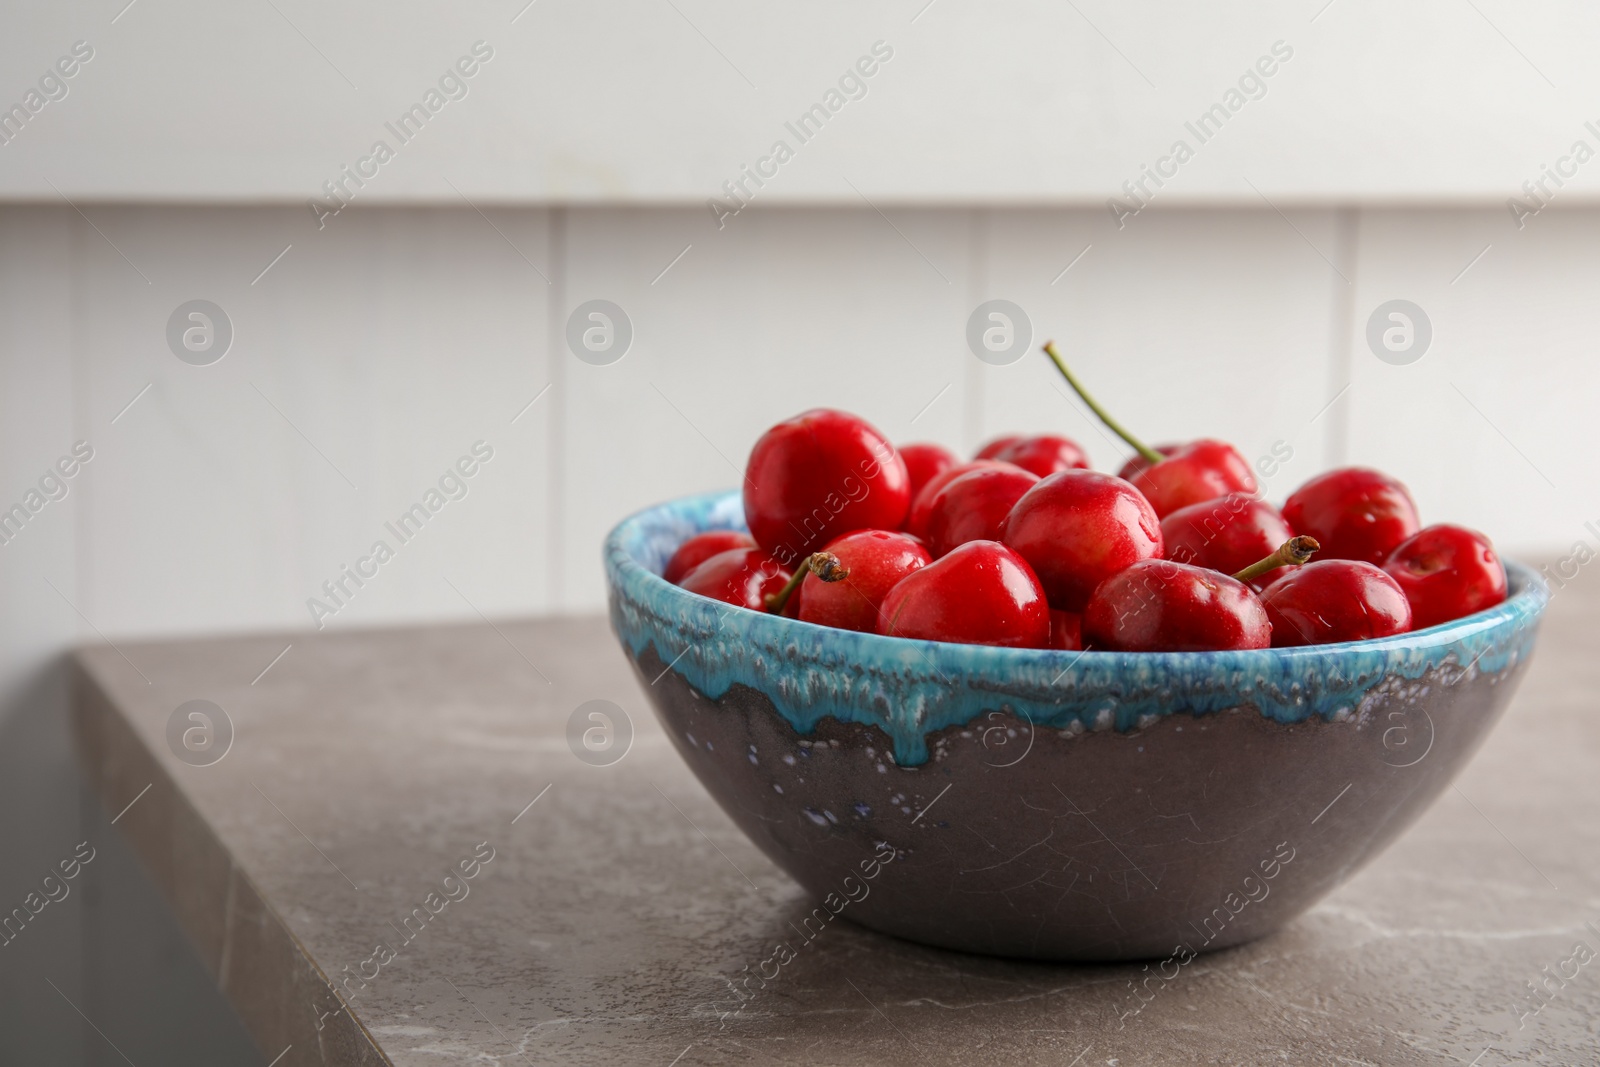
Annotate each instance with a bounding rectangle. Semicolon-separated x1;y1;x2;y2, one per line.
904;459;1022;539
1128;439;1259;518
678;548;791;611
743;409;912;566
1282;467;1419;566
1259;559;1412;647
1047;609;1084;651
663;530;757;585
897;443;959;503
987;435;1090;478
1116;444;1179;482
922;465;1041;558
798;529;931;633
1383;524;1507;629
877;540;1050;648
1083;559;1271;652
1001;470;1164;612
1161;493;1296;588
974;436;1022;460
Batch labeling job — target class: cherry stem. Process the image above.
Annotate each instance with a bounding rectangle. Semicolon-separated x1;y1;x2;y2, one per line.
1041;341;1165;465
1232;536;1320;585
763;552;849;614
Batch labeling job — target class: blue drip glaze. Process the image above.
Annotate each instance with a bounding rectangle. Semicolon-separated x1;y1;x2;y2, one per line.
605;491;1548;766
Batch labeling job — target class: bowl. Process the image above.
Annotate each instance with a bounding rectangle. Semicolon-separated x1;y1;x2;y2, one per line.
605;490;1547;961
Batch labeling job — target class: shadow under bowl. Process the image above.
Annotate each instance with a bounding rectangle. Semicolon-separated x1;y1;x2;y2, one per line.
605;491;1548;962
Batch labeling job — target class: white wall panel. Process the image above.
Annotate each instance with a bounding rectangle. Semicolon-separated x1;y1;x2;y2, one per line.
72;206;553;638
1344;207;1600;557
0;201;1575;648
5;1;1600;203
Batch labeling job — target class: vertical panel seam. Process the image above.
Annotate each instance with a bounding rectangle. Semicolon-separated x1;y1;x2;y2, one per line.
962;207;987;452
547;208;566;612
1325;206;1360;467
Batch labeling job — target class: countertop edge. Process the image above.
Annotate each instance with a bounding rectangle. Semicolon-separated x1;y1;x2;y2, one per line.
68;649;394;1067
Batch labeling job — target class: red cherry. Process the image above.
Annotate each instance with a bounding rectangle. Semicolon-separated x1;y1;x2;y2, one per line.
1083;559;1271;652
1048;609;1083;651
1283;467;1420;566
922;465;1040;558
974;436;1022;460
1116;444;1180;482
1128;439;1259;518
1001;470;1164;612
678;548;791;611
989;434;1091;478
1383;524;1507;629
897;443;959;503
1161;493;1296;588
744;409;912;567
663;530;757;584
798;530;930;632
877;540;1050;647
1260;560;1412;646
904;459;1023;539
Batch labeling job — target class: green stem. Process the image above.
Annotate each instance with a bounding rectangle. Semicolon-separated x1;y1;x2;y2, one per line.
764;552;848;614
1233;536;1320;585
1041;341;1164;465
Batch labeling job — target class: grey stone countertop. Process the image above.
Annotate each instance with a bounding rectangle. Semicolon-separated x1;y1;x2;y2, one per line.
71;584;1600;1066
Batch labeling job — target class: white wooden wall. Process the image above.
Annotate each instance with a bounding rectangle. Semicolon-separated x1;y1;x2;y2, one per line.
0;202;1590;641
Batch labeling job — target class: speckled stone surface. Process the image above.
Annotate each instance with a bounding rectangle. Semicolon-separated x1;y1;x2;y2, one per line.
72;586;1600;1066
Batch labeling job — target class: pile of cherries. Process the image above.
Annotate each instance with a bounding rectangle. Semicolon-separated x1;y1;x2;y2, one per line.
663;344;1509;652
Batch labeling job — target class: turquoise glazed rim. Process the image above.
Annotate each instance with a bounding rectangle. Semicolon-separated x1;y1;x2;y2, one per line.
604;490;1548;767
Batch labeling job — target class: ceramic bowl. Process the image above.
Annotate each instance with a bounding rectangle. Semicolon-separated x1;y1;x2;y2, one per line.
605;490;1547;961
